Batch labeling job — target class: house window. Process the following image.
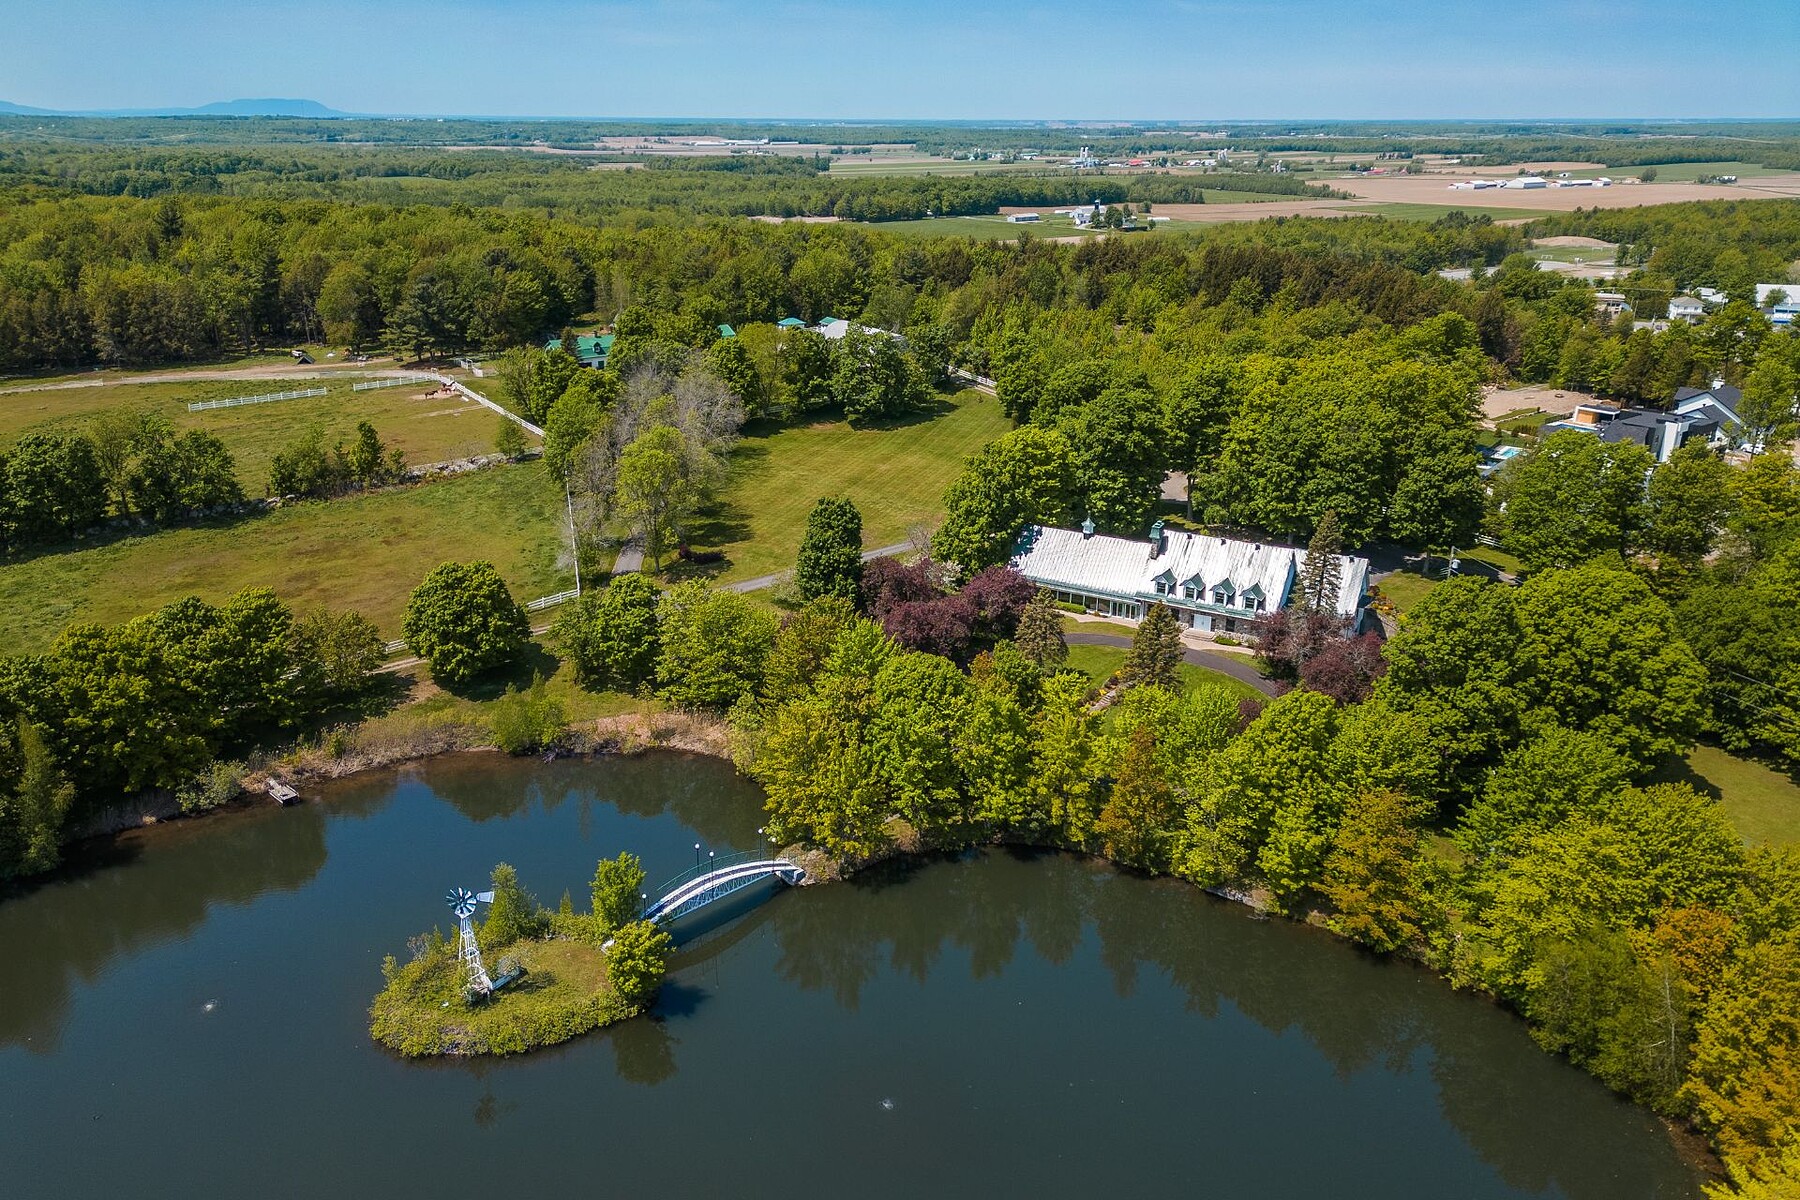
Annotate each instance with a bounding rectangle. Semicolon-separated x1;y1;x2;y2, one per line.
1154;579;1169;595
1212;589;1229;605
1182;585;1197;600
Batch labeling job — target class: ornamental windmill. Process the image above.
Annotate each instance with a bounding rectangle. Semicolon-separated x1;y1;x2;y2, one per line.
446;886;495;999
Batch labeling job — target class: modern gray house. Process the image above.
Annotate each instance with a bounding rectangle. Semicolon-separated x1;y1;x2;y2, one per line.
1011;520;1373;635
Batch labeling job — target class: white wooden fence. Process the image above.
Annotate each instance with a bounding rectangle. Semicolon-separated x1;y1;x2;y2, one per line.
525;588;580;612
188;386;327;412
351;375;432;392
426;373;544;437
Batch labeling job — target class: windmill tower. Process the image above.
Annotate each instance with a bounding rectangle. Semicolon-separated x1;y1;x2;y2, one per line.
447;886;495;998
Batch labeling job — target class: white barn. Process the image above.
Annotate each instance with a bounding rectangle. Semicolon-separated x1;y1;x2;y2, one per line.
1012;521;1373;635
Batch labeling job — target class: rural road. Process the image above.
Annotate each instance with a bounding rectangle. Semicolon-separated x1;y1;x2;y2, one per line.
1065;630;1277;696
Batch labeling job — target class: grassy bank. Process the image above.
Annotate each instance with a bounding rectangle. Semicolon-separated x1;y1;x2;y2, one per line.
369;936;636;1057
679;388;1009;584
0;461;573;649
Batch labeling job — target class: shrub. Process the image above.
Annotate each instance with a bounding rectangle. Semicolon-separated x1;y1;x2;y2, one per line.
606;920;672;1007
488;675;566;754
176;760;245;813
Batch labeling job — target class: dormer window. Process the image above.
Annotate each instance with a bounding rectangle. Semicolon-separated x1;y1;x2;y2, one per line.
1211;580;1235;606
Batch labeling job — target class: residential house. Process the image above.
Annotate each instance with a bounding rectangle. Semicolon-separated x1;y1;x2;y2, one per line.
1668;295;1706;322
1011;521;1373;636
1755;283;1799;326
1594;291;1631;316
544;333;614;369
1580;385;1746;462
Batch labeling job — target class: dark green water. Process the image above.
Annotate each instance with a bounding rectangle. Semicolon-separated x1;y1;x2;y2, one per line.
0;753;1704;1199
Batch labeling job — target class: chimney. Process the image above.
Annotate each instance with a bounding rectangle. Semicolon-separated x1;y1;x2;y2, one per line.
1149;519;1166;553
1081;517;1096;539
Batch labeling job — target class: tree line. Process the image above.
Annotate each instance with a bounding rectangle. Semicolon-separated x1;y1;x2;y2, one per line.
0;590;382;879
0;411;412;555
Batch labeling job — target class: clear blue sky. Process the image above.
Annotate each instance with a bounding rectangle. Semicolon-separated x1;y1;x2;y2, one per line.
7;0;1798;119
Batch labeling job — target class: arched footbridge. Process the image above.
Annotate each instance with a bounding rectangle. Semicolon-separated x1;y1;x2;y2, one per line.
641;851;806;935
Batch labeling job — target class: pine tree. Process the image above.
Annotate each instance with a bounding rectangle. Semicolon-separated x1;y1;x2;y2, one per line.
1122;602;1182;690
1013;588;1068;667
0;720;72;879
1095;724;1178;869
793;497;864;603
1297;510;1345;614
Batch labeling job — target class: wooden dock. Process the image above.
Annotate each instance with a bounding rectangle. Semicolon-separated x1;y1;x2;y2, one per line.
266;780;300;806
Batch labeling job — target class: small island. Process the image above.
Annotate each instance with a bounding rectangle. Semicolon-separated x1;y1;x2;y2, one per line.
370;855;670;1057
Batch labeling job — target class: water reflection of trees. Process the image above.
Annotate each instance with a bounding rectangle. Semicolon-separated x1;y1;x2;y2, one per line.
0;804;329;1051
762;849;1695;1200
411;754;765;849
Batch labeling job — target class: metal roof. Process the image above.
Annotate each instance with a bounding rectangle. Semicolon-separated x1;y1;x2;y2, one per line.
1012;524;1369;619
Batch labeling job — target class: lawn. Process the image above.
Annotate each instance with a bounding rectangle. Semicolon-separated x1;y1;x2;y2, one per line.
0;377;510;491
0;462;574;649
1064;642;1264;704
677;389;1011;584
1662;744;1800;847
1374;571;1439;615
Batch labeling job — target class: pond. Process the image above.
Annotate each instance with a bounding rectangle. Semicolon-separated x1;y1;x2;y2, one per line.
0;753;1704;1198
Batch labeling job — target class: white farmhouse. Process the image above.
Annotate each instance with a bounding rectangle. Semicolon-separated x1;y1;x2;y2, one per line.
1012;521;1373;635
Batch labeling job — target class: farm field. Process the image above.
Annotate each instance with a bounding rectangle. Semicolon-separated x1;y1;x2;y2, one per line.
0;461;573;651
0;376;505;491
679;388;1010;584
1331;201;1559;222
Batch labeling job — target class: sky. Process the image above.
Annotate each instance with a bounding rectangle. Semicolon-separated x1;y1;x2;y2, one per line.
4;0;1798;120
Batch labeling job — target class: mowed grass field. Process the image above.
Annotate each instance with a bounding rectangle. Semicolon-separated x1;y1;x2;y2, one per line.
681;388;1010;584
0;377;507;492
1664;744;1800;847
1063;642;1264;704
0;461;573;650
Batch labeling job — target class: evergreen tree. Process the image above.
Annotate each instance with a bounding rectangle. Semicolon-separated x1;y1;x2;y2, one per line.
793;497;864;603
1297;511;1345;614
1013;588;1068;667
1095;724;1178;869
479;862;542;951
1121;602;1182;690
0;720;72;880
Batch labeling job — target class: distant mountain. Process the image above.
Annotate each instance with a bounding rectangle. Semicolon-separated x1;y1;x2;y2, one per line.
0;97;353;118
188;98;348;117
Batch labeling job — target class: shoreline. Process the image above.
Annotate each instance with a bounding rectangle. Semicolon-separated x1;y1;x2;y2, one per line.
22;723;1732;1181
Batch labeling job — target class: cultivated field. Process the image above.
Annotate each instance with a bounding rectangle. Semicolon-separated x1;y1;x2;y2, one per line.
1324;171;1800;211
0;461;574;651
680;388;1010;584
0;376;501;490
